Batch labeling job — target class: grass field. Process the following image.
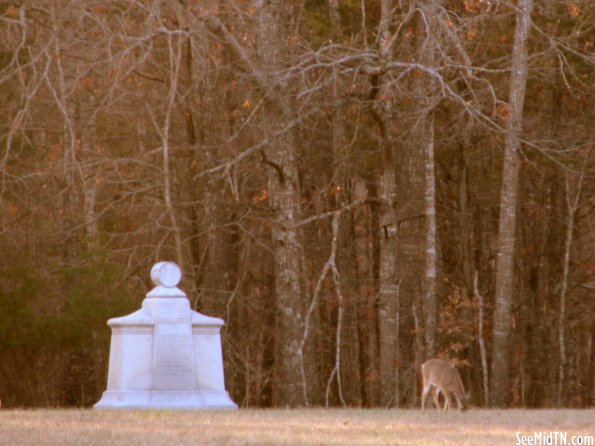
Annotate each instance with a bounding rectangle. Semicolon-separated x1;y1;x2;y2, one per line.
0;408;593;445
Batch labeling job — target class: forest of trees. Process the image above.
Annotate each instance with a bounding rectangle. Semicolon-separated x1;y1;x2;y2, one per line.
0;0;593;409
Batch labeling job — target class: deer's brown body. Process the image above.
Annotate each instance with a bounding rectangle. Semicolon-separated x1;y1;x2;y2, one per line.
421;359;467;411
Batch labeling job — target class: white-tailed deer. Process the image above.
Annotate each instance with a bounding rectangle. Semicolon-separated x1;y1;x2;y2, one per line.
421;359;468;411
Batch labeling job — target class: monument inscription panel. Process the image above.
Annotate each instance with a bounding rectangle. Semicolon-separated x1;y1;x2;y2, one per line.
153;322;195;390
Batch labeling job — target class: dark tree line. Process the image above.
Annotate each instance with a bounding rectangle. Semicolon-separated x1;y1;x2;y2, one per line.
0;0;593;408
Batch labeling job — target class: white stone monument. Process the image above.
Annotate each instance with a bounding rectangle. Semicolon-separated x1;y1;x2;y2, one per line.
94;261;237;410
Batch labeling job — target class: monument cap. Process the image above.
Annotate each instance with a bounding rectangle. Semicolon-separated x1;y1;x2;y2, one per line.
150;261;182;288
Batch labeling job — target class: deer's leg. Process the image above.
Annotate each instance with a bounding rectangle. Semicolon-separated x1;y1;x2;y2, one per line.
431;388;441;409
454;393;463;411
421;383;431;411
442;391;451;411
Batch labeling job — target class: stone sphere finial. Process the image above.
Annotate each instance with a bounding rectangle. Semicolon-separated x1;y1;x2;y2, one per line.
150;262;182;288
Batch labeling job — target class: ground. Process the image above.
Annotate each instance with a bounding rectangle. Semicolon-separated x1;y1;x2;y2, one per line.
0;408;593;445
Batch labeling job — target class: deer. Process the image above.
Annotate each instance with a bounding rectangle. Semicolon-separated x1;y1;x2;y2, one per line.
421;358;468;411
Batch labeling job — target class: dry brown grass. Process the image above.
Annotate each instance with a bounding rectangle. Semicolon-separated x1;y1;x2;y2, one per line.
0;408;593;445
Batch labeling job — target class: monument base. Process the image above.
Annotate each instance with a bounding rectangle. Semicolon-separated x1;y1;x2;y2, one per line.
94;389;237;410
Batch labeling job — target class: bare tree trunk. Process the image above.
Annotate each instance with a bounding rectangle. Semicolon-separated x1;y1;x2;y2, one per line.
377;166;399;407
160;32;184;268
491;0;534;407
330;71;362;406
374;0;401;409
590;330;595;407
423;114;437;359
328;0;341;38
324;213;347;407
474;271;489;406
202;0;315;407
412;297;424;406
180;29;237;324
79;111;99;249
48;4;79;262
254;0;310;407
181;35;203;305
72;76;100;250
415;0;441;362
267;127;307;407
353;180;380;406
557;154;588;406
